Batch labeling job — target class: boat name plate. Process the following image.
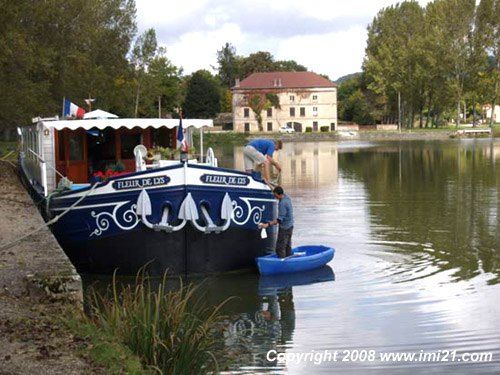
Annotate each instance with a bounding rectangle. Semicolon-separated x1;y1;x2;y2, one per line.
200;174;249;186
112;175;170;190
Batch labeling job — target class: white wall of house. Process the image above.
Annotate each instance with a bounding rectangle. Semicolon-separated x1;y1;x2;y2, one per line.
232;87;337;132
484;105;500;122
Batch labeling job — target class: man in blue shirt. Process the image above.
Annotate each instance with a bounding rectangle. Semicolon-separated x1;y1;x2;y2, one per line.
244;139;282;183
259;186;294;258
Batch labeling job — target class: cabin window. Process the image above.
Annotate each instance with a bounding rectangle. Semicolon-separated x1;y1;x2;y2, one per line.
121;132;141;159
69;132;83;160
151;128;172;148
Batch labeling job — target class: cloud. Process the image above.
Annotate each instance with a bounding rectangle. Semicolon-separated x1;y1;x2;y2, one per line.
135;0;432;80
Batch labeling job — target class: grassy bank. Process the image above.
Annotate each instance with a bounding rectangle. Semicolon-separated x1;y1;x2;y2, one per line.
87;271;231;375
0;141;17;159
65;308;147;374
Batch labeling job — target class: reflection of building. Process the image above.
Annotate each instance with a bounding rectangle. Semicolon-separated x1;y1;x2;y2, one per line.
232;72;337;133
233;142;338;189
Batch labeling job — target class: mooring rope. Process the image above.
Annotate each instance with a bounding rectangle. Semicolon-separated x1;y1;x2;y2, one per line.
0;182;100;251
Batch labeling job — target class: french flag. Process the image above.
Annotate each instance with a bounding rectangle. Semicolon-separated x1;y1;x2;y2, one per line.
63;99;86;118
177;117;188;152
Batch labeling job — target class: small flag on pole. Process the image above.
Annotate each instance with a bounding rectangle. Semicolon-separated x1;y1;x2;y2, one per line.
63;99;86;118
177;117;188;152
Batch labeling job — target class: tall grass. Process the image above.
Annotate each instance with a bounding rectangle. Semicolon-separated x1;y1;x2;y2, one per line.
88;269;230;375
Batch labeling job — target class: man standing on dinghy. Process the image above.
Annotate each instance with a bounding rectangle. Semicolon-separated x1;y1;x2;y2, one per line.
243;139;282;184
259;186;294;258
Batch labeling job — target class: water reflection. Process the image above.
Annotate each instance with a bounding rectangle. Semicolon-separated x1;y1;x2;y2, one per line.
336;139;500;284
83;139;500;374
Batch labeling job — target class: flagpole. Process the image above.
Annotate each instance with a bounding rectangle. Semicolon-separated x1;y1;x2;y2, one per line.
62;97;65;117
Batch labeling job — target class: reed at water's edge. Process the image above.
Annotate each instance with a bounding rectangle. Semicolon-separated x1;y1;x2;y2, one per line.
88;269;231;375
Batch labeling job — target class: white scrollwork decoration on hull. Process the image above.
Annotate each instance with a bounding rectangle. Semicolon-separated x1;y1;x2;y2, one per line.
231;197;268;225
90;201;139;237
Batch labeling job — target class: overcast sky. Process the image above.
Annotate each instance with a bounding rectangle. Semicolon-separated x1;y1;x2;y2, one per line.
135;0;430;82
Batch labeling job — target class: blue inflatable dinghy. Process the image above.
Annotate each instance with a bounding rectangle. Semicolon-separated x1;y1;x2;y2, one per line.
256;245;335;275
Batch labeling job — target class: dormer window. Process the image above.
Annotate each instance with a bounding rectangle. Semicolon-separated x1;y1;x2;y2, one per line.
312;95;318;102
290;95;295;103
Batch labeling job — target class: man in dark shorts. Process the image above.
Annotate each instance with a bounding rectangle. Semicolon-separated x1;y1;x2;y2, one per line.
258;186;294;258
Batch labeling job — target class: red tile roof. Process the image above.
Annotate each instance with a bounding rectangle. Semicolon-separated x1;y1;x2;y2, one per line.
235;72;335;89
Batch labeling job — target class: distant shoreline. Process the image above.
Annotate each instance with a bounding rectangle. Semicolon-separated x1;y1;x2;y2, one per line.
246;130;497;142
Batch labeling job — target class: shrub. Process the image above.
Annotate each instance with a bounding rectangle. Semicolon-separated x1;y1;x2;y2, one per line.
88;269;231;375
305;127;313;133
320;126;329;132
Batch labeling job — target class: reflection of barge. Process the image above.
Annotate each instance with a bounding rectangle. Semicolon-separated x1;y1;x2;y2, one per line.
18;116;277;275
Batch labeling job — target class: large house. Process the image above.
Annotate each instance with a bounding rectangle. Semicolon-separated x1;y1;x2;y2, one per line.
231;72;337;132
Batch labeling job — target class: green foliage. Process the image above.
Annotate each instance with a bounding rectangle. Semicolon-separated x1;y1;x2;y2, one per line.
183;70;221;118
220;88;233;113
320;126;329;132
88;270;230;375
65;314;146;375
0;0;138;129
305;127;312;133
216;43;240;88
266;93;281;109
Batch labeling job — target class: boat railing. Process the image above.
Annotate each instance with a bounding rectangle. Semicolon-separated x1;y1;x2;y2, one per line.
135;146;218;172
27;148;64;197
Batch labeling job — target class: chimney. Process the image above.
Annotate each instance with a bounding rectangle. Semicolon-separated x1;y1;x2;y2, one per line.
273;78;277;87
235;78;240;88
278;78;282;87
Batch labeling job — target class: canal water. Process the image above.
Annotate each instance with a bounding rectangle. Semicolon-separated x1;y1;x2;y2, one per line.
84;138;500;374
207;138;500;374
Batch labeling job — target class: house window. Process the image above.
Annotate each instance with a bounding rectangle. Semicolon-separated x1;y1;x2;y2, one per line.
330;122;335;131
244;123;250;132
244;108;250;118
300;107;305;117
313;121;318;131
312;95;318;102
313;107;318;116
267;108;272;117
267;122;273;131
290;107;295;117
290;95;295;103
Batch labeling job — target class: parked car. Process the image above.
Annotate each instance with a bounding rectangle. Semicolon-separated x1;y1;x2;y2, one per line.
279;126;295;134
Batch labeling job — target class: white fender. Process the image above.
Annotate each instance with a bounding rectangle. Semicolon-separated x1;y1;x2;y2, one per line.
178;193;206;232
220;192;233;231
136;189;154;229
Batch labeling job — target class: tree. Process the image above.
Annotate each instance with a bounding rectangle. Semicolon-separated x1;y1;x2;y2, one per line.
131;28;158;117
429;0;476;127
0;0;137;130
476;0;500;126
274;60;307;72
364;2;426;129
239;51;275;79
216;43;241;88
182;70;221;118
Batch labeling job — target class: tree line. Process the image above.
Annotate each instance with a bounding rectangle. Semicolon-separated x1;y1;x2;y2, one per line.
339;0;500;128
0;0;308;134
